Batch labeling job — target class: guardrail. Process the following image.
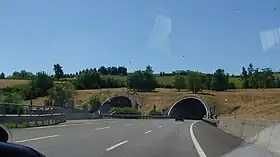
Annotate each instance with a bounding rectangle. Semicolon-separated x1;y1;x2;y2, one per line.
202;117;220;127
0;104;66;128
0;103;64;116
100;114;222;122
100;114;172;119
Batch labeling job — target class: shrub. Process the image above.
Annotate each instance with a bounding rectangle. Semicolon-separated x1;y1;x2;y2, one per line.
48;82;75;107
75;71;101;89
110;107;141;115
88;95;101;113
149;109;162;115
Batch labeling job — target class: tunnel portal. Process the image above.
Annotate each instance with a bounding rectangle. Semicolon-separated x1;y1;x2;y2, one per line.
100;96;133;114
168;96;209;120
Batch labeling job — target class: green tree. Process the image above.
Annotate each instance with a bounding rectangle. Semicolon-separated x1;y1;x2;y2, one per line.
145;65;153;74
53;64;64;79
143;66;157;91
241;67;249;89
127;66;157;92
129;66;157;92
2;92;23;103
75;70;101;89
173;74;186;91
0;72;5;79
247;63;256;88
11;70;33;79
260;68;275;88
117;66;127;75
100;76;123;88
201;74;212;90
187;72;202;93
211;69;228;91
98;66;108;75
48;82;75;107
251;68;261;89
275;76;280;88
88;95;101;113
32;72;54;97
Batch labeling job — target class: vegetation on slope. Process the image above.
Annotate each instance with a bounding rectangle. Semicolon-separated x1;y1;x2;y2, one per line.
1;63;280;119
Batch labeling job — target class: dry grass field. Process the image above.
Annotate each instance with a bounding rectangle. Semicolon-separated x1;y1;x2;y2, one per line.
21;87;280;120
2;78;280;120
0;79;29;88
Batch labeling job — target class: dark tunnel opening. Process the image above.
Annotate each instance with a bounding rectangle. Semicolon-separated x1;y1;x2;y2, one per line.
169;98;207;120
100;96;132;114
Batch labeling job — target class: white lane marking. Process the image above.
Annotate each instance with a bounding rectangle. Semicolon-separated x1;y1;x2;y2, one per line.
144;130;152;134
159;125;163;128
124;124;132;126
95;126;110;131
106;140;128;151
15;135;60;143
25;121;116;130
190;121;207;157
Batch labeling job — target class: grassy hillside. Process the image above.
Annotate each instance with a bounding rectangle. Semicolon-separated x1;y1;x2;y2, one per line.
7;76;280;120
0;75;243;89
63;75;243;89
0;79;29;88
22;87;280;120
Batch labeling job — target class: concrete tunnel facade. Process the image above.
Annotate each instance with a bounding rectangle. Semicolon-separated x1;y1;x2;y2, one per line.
168;96;209;120
99;95;134;114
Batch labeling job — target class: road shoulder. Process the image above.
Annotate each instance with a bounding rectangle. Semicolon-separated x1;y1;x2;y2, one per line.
192;121;245;157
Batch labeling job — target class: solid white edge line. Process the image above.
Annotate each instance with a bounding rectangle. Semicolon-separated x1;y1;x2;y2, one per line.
106;140;128;151
15;135;60;143
144;130;152;134
190;121;207;157
95;126;110;131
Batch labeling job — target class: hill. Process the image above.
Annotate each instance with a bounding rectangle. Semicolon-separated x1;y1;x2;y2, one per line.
22;87;280;120
0;79;29;88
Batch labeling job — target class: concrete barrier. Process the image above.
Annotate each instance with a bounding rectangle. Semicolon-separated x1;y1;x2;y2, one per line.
218;118;280;154
218;118;280;143
202;117;220;127
65;113;99;120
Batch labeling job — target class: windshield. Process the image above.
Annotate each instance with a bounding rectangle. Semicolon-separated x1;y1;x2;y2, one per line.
1;0;280;157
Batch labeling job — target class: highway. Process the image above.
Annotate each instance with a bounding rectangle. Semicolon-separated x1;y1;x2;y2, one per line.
9;119;244;157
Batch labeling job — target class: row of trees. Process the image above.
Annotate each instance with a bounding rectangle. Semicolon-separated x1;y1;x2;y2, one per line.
171;64;280;93
53;65;128;79
173;69;230;93
2;63;280;107
241;63;280;89
0;65;128;80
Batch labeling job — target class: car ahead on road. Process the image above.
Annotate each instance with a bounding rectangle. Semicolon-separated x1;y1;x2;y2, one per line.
0;125;45;157
175;116;184;122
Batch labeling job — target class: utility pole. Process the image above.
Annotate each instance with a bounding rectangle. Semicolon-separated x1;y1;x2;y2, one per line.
30;77;34;106
107;68;111;94
127;61;133;93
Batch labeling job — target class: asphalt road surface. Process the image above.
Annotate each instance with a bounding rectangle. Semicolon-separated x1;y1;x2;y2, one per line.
8;119;244;157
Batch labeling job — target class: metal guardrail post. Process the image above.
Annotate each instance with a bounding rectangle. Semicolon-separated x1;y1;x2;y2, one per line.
2;105;6;116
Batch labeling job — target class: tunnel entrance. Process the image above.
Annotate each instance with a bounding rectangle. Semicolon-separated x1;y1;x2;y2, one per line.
168;97;208;120
100;96;132;114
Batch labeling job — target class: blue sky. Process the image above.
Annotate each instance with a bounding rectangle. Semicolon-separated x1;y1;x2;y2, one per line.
0;0;280;75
